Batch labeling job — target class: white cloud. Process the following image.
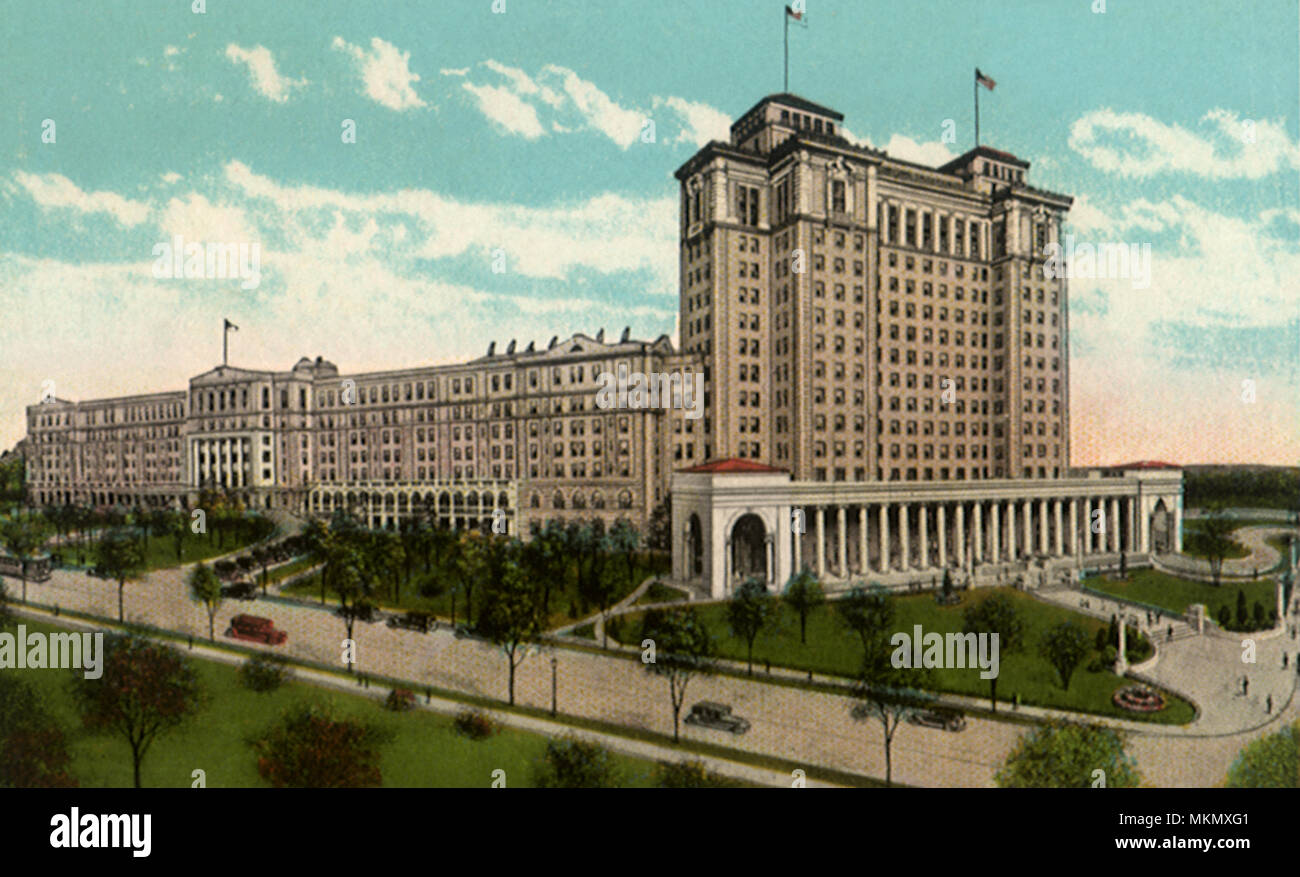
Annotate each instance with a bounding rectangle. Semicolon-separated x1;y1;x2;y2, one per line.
451;61;729;151
331;36;425;111
13;171;150;227
840;127;956;168
460;83;546;139
224;44;307;103
1069;108;1300;179
161;172;182;184
655;96;731;147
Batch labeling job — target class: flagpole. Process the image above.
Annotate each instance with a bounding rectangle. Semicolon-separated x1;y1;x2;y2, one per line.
223;321;228;366
974;70;980;148
784;10;789;92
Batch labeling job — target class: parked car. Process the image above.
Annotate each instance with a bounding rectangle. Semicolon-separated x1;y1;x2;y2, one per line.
907;707;967;732
226;614;287;646
335;601;380;623
684;701;751;734
387;610;436;633
221;581;258;601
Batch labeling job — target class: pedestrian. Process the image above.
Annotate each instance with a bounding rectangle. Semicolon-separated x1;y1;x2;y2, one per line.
1244;677;1250;696
1267;694;1273;714
1167;624;1173;642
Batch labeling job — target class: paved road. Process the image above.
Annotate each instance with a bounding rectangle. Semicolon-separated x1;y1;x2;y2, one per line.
14;561;1300;787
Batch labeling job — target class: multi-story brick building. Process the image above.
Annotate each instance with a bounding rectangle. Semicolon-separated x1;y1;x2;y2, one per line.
676;93;1073;483
26;91;1097;550
24;331;705;535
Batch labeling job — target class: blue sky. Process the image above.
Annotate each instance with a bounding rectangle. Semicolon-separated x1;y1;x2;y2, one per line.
1;0;1298;464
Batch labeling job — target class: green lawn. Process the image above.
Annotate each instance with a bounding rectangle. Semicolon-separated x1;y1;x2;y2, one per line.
1087;569;1276;621
10;618;666;788
283;552;671;631
637;582;688;606
53;521;275;573
619;588;1195;724
261;555;319;585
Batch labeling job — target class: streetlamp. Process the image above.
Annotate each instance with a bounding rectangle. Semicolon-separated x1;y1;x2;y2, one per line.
550;655;558;717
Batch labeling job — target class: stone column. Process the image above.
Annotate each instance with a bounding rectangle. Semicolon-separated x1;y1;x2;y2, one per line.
973;502;982;562
1022;499;1032;558
858;507;869;575
1040;498;1050;555
879;504;890;573
1006;501;1017;560
816;507;826;579
1110;497;1120;554
990;502;1000;562
766;535;775;588
918;505;929;570
793;508;802;573
1070;498;1079;555
836;506;847;579
1053;499;1064;556
899;504;910;572
1139;497;1150;553
937;505;947;569
1083;498;1093;554
955;503;966;566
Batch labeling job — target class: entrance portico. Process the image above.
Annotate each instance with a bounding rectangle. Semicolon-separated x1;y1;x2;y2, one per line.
672;459;1184;599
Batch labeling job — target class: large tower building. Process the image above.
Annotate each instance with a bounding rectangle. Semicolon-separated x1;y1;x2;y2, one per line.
674;93;1074;484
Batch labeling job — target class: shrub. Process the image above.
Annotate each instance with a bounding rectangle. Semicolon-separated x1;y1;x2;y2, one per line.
384;688;416;712
654;759;738;788
1252;602;1267;629
239;653;291;693
534;735;620;788
1217;605;1231;628
452;708;497;740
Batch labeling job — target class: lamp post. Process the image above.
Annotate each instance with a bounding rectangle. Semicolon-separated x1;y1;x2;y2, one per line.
550;655;558;717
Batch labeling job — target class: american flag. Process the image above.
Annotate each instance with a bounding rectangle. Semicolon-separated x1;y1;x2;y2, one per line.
975;68;997;91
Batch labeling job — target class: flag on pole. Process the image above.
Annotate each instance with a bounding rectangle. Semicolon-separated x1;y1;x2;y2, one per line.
785;5;803;20
224;318;239;332
975;68;997;91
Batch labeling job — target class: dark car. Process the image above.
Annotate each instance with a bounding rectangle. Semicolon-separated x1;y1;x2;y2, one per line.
684;701;750;734
387;610;436;633
222;581;258;601
907;707;967;732
336;602;380;623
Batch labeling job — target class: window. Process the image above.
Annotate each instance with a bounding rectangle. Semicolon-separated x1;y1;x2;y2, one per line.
831;180;846;213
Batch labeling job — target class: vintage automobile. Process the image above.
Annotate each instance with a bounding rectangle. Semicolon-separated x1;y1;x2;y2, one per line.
226;614;288;645
907;707;967;732
684;701;751;734
221;581;258;601
387;610;436;633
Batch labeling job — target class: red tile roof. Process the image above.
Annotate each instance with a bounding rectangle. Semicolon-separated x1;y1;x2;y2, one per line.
679;458;788;474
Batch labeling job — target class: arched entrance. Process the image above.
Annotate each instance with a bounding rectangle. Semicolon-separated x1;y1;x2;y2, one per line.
730;513;769;586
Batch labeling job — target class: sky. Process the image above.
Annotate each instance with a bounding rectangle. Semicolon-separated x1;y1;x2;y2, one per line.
1;0;1297;466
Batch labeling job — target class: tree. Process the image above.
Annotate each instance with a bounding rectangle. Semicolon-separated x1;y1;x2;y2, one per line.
476;549;543;706
996;721;1141;788
727;577;775;674
962;594;1025;712
1;516;51;604
646;495;671;552
640;608;714;743
1224;720;1299;788
1038;622;1091;691
848;616;932;788
70;634;203;788
1198;505;1236;586
95;529;147;622
251;546;271;596
836;584;895;664
253;702;391;788
783;569;825;645
524;519;568;619
533;735;621;788
609;517;641;592
0;675;76;788
1236;588;1248;628
167;510;187;563
188;562;223;641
